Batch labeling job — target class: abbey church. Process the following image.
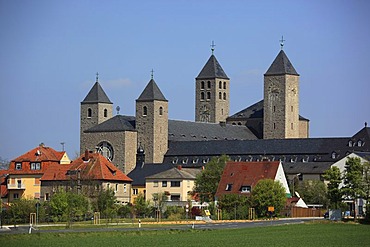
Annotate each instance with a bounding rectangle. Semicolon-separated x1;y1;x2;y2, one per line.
80;46;368;175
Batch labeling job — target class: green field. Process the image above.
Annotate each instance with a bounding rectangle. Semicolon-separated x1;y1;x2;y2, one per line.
1;222;369;247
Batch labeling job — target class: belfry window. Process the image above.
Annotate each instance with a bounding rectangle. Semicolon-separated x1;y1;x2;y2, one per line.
223;81;226;89
201;92;205;100
207;81;211;89
219;92;222;99
143;106;148;116
223;92;226;100
159;106;163;116
87;108;92;118
104;109;108;117
207;92;211;100
219;81;222;89
201;81;205;89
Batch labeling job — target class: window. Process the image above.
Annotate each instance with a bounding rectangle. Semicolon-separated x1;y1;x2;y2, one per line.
30;162;41;170
107;183;110;189
34;192;40;199
207;92;211;100
200;92;205;100
170;194;180;201
240;186;251;193
298;174;303;181
223;92;226;100
162;181;167;187
219;92;222;99
291;106;293;112
123;184;127;193
115;184;119;192
273;123;276;129
13;193;19;199
358;140;363;147
15;162;22;170
219;81;222;89
154;181;158;187
170;181;180;187
273;106;276;112
133;188;138;195
348;141;353;147
201;81;205;89
331;152;337;159
45;193;50;201
104;109;108;117
182;158;188;164
225;184;233;191
207;81;211;88
159;106;163;116
87;108;92;118
223;81;226;89
291;123;294;130
143;106;147;116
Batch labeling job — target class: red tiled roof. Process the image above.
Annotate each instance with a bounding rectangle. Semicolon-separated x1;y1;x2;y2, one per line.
216;161;280;197
41;152;132;182
8;145;66;175
0;170;9;197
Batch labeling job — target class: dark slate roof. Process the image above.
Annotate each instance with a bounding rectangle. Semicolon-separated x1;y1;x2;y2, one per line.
168;120;257;141
282;162;332;174
127;163;174;186
265;50;299;76
82;82;112;104
228;99;309;121
146;167;200;180
136;79;167;102
85;115;136;133
353;152;370;160
196;55;229;80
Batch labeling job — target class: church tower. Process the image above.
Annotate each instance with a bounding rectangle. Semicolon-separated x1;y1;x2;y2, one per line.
136;76;168;163
195;44;229;123
263;44;300;139
80;74;113;154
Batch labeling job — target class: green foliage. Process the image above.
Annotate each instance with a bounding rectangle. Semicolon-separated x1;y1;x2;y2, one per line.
322;166;343;209
296;180;328;207
251;179;286;217
164;206;184;219
7;198;38;225
133;193;151;218
217;194;250;220
194;155;229;202
363;161;370;220
117;204;132;218
97;189;117;220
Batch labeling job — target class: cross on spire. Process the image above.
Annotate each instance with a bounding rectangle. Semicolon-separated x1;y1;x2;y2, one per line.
150;69;154;79
96;72;99;82
210;40;216;54
279;36;285;50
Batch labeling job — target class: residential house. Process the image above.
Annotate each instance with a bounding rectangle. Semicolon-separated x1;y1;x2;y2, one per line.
41;150;133;204
6;144;70;202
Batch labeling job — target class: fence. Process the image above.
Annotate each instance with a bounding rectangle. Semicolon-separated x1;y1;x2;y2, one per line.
290;207;324;217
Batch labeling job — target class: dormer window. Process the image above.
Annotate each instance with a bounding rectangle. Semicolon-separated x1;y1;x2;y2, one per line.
15;162;22;170
348;140;353;147
240;186;251;193
30;162;41;170
357;140;363;147
331;152;337;159
225;184;233;191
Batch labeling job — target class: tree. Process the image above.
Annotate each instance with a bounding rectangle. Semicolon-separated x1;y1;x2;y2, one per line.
322;166;343;209
296;180;328;207
217;194;250;220
342;157;365;221
362;161;370;220
133;193;151;218
8;198;38;225
152;192;168;221
251;179;286;217
97;188;117;220
194;155;229;202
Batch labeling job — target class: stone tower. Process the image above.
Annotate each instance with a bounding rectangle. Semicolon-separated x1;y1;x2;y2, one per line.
263;49;300;139
136;78;168;163
195;49;229;123
80;75;113;154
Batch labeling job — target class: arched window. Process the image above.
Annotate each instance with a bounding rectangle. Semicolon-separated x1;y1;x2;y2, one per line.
87;108;92;118
143;106;147;116
223;92;226;100
201;92;205;100
104;109;108;117
201;81;205;89
219;92;222;99
207;81;211;89
159;106;163;116
223;81;226;89
219;81;222;89
358;140;363;147
207;92;211;100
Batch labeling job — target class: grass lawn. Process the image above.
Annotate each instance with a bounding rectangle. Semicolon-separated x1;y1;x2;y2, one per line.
1;222;369;247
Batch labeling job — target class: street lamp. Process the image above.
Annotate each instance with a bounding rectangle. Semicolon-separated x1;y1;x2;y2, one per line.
292;173;301;198
0;173;9;229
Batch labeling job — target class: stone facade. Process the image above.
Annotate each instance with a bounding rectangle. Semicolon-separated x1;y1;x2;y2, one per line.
136;100;168;164
263;74;300;139
195;78;230;123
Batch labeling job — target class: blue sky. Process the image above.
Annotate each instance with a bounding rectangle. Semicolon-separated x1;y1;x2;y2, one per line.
0;0;369;161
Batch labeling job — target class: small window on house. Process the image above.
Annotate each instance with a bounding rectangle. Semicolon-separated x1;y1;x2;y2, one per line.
182;158;188;164
45;193;50;201
219;81;222;89
207;92;211;100
273;106;276;112
143;106;148;116
298;174;303;181
201;81;205;89
172;158;178;164
192;158;198;164
162;181;167;187
223;81;226;89
291;106;293;112
87;108;92;118
240;186;251;193
159;106;163;115
225;184;233;191
115;184;119;192
207;81;211;88
273;123;276;129
170;194;180;201
154;181;158;187
30;162;41;170
13;193;19;199
15;162;22;170
201;92;205;100
133;188;138;195
170;181;180;187
123;184;127;193
223;92;226;100
104;109;108;117
358;140;363;147
348;141;353;147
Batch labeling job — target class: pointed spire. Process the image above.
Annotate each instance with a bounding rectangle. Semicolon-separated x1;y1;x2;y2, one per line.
196;54;229;80
81;74;112;104
265;50;299;76
136;78;167;102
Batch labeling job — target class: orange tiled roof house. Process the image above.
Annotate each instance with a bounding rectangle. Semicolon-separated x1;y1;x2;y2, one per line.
40;150;133;204
6;144;70;203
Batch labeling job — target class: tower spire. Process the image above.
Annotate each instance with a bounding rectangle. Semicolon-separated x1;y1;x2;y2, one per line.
210;40;216;55
279;36;285;50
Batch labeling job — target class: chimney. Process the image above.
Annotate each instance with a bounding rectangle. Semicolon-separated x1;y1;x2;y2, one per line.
83;149;89;161
177;165;182;170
